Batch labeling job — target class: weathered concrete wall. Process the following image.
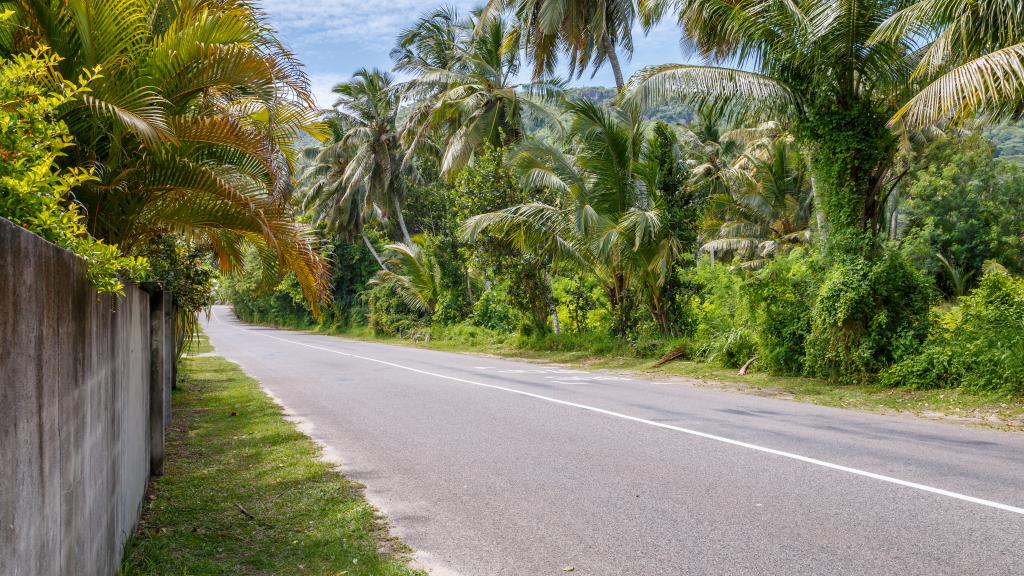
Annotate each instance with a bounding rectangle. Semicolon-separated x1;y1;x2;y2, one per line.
0;218;172;576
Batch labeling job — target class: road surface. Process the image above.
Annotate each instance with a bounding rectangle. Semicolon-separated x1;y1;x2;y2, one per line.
202;306;1024;575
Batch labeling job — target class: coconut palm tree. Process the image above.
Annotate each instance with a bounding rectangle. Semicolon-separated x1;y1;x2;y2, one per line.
333;68;414;244
480;0;637;90
701;137;814;268
297;116;389;270
0;0;330;310
369;240;442;315
398;7;563;177
392;5;464;74
629;0;922;258
462;100;681;332
872;0;1024;128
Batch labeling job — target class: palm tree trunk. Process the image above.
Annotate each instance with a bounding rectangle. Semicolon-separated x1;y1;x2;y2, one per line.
393;196;413;245
603;33;625;92
545;271;560;335
362;231;388;271
811;175;826;243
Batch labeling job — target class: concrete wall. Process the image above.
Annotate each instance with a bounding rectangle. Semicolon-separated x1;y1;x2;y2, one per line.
0;218;173;576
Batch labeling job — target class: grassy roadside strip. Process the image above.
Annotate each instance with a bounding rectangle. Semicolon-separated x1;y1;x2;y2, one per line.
120;353;424;576
285;322;1023;431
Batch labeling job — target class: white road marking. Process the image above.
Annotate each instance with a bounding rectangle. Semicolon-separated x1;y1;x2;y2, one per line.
210;310;1024;517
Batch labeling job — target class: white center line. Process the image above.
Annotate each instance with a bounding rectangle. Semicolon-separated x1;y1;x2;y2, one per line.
210;310;1024;517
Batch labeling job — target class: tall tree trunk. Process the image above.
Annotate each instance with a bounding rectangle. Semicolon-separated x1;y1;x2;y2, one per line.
603;33;625;92
392;196;413;245
362;231;388;271
545;271;560;335
811;174;826;244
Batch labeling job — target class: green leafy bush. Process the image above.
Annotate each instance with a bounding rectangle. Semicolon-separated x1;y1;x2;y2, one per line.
471;286;518;332
220;249;315;327
744;249;818;375
366;282;427;338
0;46;146;294
881;270;1024;393
898;133;1024;294
687;262;756;368
804;252;933;381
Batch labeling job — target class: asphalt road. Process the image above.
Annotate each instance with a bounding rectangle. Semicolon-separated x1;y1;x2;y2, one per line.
202;306;1024;575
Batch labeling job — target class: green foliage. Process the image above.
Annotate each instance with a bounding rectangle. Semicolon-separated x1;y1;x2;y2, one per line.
427;234;472;325
215;0;1024;396
798;100;895;256
366;282;427;338
454;145;555;332
744;249;818;375
897;133;1024;294
4;0;330;310
220;250;315;328
471;286;518;332
805;252;933;381
142;236;216;314
0;47;146;295
881;270;1024;394
321;235;381;328
555;275;600;334
687;262;756;368
369;240;442;316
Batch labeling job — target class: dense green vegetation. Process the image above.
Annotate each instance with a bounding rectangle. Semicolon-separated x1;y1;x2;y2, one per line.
121;353;422;575
0;46;147;294
4;0;1024;396
223;0;1024;397
1;0;328;349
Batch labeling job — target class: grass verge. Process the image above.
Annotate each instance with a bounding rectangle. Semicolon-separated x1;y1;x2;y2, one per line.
183;330;213;355
120;355;423;576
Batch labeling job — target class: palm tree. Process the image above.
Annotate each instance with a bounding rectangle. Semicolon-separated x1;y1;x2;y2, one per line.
872;0;1024;128
333;68;414;244
480;0;636;90
369;241;442;315
398;7;563;177
701;137;813;268
462;100;680;333
297;116;388;270
1;0;330;310
392;5;463;74
629;0;922;258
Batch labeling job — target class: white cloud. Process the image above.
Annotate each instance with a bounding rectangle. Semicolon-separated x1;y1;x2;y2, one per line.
307;72;350;108
260;0;477;49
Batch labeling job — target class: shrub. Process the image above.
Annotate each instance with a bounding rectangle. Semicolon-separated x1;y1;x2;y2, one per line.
366;283;427;337
804;252;933;381
220;249;315;327
0;46;146;294
471;286;518;332
880;270;1024;393
687;262;757;368
745;249;818;375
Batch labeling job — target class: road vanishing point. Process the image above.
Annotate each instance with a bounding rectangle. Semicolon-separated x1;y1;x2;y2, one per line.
204;306;1024;576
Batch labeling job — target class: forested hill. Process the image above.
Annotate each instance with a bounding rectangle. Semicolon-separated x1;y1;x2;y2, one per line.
569;86;696;125
571;87;1022;163
988;121;1024;164
522;86;696;136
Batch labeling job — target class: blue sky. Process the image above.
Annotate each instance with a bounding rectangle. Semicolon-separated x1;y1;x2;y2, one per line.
258;0;694;107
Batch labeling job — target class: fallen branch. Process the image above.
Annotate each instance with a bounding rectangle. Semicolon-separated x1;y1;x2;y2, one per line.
738;356;758;375
653;344;688;368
